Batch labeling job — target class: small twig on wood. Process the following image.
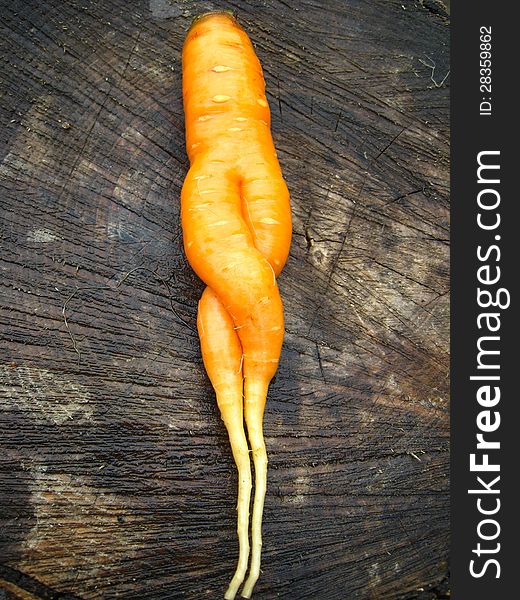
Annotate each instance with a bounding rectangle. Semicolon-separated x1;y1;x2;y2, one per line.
116;266;194;331
418;56;450;88
62;284;107;365
61;267;194;363
62;287;82;366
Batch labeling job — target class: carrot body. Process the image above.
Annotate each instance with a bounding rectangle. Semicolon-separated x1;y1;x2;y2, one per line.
182;12;291;598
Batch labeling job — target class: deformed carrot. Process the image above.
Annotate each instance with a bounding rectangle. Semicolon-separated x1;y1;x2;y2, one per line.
181;12;291;598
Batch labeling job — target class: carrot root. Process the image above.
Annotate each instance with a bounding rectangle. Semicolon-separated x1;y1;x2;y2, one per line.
221;402;252;600
241;380;269;599
241;441;267;599
224;461;251;600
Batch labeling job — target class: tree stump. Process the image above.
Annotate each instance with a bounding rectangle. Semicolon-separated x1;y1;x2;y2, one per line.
1;1;449;598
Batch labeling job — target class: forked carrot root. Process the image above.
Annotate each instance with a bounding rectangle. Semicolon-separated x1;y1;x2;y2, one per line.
181;12;292;598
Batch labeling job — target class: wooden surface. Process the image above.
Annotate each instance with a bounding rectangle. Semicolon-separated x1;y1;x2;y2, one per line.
0;1;450;598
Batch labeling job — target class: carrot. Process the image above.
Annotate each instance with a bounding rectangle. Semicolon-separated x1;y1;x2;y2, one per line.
181;12;291;599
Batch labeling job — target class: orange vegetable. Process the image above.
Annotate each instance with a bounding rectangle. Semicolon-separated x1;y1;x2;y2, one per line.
181;12;292;599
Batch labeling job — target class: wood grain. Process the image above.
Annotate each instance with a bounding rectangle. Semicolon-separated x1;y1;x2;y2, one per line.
0;1;449;598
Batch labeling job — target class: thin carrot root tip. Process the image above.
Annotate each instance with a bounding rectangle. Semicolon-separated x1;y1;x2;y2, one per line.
225;571;246;600
225;461;252;600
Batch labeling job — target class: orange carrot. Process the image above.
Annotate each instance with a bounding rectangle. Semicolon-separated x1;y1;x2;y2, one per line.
181;12;291;599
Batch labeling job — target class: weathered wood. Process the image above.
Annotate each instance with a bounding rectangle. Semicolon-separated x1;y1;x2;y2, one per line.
0;0;449;598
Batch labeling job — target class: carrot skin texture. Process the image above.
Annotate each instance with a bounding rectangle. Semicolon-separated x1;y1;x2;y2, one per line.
182;12;291;598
